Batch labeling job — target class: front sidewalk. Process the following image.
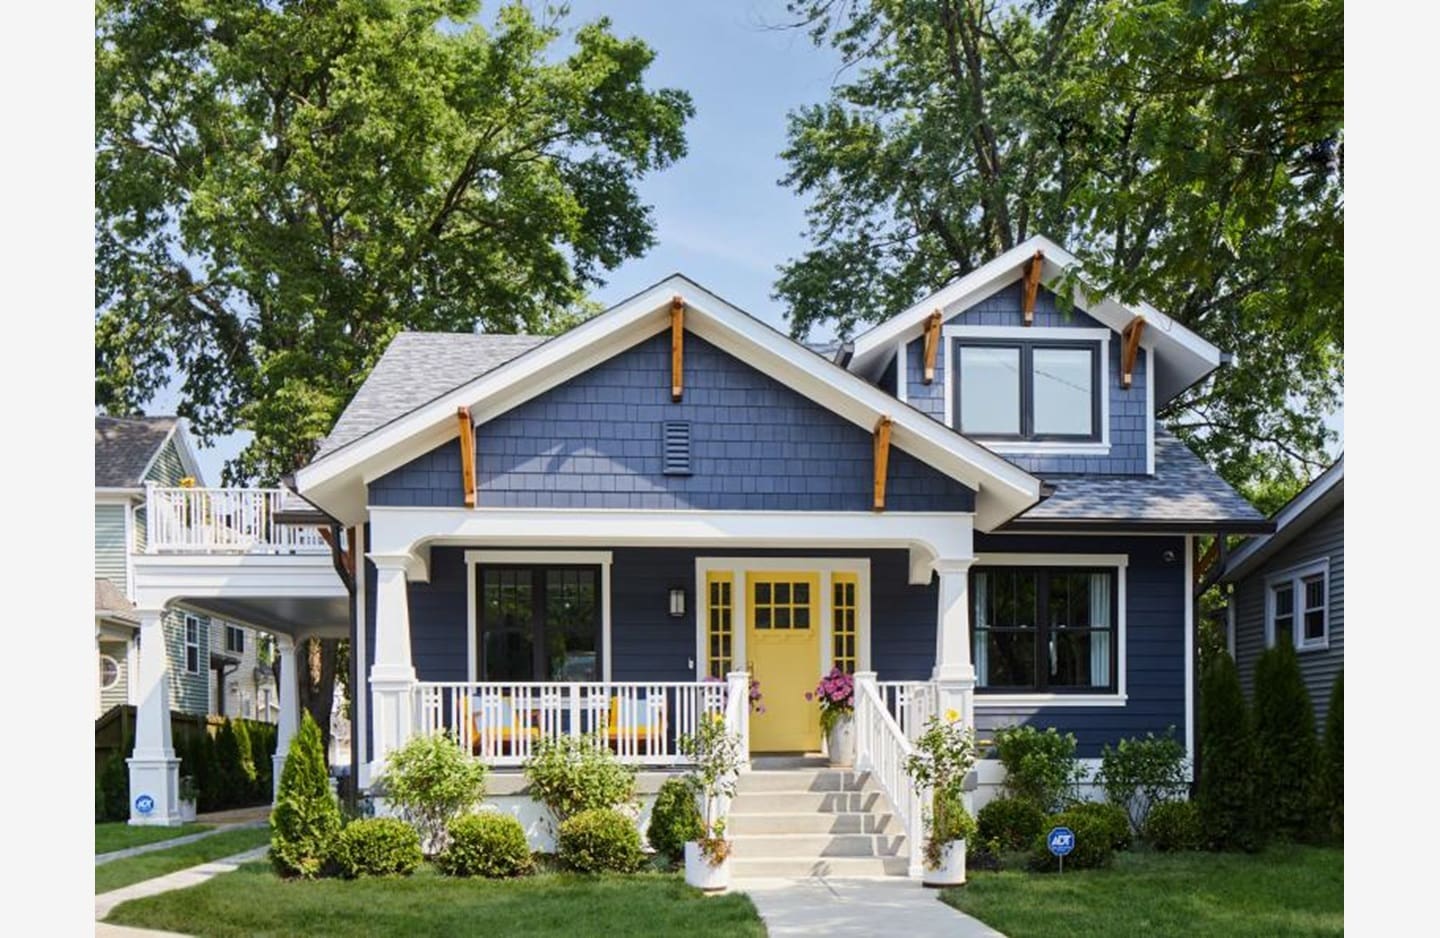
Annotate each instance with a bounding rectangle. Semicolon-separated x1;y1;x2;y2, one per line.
736;875;1004;938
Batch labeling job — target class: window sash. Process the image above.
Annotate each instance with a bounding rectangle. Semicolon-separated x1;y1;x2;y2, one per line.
971;567;1117;693
1266;564;1327;650
953;339;1102;442
183;616;201;674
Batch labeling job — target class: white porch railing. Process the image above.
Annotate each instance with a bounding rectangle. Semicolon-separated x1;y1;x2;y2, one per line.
414;680;736;767
877;680;939;742
146;486;330;554
856;673;927;878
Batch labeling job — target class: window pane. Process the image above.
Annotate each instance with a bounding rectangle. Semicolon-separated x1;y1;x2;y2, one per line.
482;569;534;681
1032;348;1094;436
959;346;1021;435
981;631;1036;688
1272;584;1294;617
986;570;1038;628
1051;630;1109;688
1273;614;1294;646
1303;575;1325;611
1304;610;1325;642
545;569;598;681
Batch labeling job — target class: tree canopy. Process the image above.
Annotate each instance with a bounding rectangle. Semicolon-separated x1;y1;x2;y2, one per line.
96;0;693;482
776;0;1342;496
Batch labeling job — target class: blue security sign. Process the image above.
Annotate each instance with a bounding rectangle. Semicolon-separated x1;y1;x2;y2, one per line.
1047;826;1075;857
134;794;155;815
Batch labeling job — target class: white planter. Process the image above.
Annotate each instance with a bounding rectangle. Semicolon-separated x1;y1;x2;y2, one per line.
684;841;731;892
178;799;197;823
826;714;855;767
922;839;967;887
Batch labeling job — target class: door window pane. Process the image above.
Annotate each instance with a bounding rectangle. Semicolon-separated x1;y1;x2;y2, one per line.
545;569;599;681
1032;348;1094;436
959;346;1021;435
482;569;535;681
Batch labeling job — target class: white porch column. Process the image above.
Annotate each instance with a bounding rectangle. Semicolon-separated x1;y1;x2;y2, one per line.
725;671;751;770
272;634;300;802
127;610;181;826
369;554;417;769
932;560;976;729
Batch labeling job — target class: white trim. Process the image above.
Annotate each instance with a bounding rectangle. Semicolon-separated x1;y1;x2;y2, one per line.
1262;557;1331;652
971;552;1128;705
124;500;138;599
137;420;207;487
692;557;871;683
354;524;368;768
895;341;908;403
100;653;122;691
1226;590;1237;658
1184;536;1195;769
1145;348;1156;476
464;550;614;682
942;326;1111;451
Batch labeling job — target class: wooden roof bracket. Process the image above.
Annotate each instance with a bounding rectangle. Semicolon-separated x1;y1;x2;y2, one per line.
1121;317;1147;389
922;310;942;384
457;406;476;508
1021;250;1044;325
671;296;685;402
873;415;893;512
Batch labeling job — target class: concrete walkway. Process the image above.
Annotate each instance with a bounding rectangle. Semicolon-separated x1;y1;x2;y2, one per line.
95;845;269;923
96;819;268;866
735;876;1005;938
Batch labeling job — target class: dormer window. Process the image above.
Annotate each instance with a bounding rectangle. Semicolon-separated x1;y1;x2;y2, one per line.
955;339;1101;442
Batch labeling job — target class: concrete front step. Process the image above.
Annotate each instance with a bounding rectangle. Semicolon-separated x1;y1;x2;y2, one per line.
735;770;872;794
729;833;908;858
730;790;883;814
728;856;911;878
727;811;898;835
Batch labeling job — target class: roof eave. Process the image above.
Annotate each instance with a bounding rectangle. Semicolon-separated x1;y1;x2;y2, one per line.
1002;517;1276;535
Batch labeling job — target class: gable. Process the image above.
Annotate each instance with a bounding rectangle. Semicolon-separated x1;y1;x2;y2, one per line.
144;438;188;486
371;332;976;513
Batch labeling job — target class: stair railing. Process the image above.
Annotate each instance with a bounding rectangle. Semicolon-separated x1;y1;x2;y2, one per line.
853;671;926;878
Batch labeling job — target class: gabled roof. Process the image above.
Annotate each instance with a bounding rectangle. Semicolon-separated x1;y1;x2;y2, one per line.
95;415;203;489
1006;428;1272;532
1221;456;1344;582
296;274;1043;529
847;234;1224;405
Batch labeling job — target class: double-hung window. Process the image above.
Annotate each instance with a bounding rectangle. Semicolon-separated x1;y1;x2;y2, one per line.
183;615;201;674
955;340;1101;442
225;625;245;654
970;565;1118;694
1265;560;1329;651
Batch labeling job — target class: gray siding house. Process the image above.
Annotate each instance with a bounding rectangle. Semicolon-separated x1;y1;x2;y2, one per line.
1221;456;1344;726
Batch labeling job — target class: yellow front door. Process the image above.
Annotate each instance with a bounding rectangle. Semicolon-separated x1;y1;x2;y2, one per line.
746;572;821;752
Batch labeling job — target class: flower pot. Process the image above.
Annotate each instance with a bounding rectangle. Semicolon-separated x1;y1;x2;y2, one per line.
684;840;731;892
825;714;855;767
922;839;967;888
178;799;197;823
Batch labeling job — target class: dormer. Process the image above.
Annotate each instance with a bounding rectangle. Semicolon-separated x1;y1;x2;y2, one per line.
849;235;1223;477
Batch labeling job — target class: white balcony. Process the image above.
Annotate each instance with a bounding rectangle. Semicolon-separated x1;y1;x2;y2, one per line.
145;486;330;555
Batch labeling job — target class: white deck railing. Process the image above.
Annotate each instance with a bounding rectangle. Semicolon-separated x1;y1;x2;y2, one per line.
855;673;927;878
146;486;330;554
877;680;939;742
414;680;735;767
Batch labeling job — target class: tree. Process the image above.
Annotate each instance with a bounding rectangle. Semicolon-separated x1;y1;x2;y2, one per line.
1196;650;1258;851
774;0;1342;496
1253;639;1319;841
97;0;693;744
1317;673;1342;840
271;712;342;878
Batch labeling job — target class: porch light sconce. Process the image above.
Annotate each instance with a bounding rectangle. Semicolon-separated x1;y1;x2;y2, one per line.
668;587;686;618
1161;548;1179;565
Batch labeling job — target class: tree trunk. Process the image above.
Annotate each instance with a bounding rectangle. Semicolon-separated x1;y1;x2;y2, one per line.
296;637;339;763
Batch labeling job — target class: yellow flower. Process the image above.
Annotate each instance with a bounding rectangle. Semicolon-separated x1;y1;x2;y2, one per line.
944;708;960;723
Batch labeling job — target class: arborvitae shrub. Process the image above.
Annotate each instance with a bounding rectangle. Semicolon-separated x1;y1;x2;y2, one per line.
646;777;704;861
270;712;341;877
214;720;246;809
96;736;131;822
1318;673;1343;840
1196;651;1259;851
1253;639;1319;841
249;721;276;801
230;718;258;802
199;730;225;812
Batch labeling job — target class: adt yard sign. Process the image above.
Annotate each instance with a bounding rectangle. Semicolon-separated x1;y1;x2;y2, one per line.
1047;826;1075;871
134;794;155;816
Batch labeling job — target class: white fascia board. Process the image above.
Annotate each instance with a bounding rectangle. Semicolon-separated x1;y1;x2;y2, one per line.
95;488;144;502
170;420;208;485
1222;459;1344;582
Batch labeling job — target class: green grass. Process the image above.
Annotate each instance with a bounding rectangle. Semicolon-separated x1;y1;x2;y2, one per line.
96;822;213;854
96;827;273;894
106;862;766;937
944;844;1343;937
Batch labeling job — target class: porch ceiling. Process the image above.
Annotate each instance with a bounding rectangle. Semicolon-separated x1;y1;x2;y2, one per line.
176;595;349;640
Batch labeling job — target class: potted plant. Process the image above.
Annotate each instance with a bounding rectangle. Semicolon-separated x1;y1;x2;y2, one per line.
806;668;855;766
903;711;978;887
178;776;199;823
677;714;743;892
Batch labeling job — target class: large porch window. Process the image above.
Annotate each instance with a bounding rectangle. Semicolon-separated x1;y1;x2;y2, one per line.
971;566;1117;693
477;565;600;682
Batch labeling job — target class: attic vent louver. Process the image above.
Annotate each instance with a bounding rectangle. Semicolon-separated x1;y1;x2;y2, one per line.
662;421;692;476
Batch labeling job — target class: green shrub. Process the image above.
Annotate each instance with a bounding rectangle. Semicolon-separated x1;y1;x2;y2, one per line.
376;731;487;854
1027;808;1115;872
523;735;637;828
214;720;246;809
248;720;277;801
646;777;703;860
196;730;224;812
1317;673;1342;840
231;719;258;798
1197;650;1260;851
994;725;1083;812
1066;800;1131;852
437;812;533;878
976;796;1046;852
1143;800;1203;852
96;737;130;822
1253;640;1318;841
270;712;341;878
557;807;643;873
1096;728;1187;833
332;817;422;878
922;789;978;870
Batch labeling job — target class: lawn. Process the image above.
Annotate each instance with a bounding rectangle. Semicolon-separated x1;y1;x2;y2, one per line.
944;844;1342;938
96;827;274;894
96;821;213;854
105;862;766;938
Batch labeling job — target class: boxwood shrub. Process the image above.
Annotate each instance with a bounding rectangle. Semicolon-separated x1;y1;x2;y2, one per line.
332;818;422;878
647;778;703;861
1065;800;1132;852
976;796;1046;852
1143;800;1203;852
1027;808;1116;872
437;812;533;878
557;807;643;873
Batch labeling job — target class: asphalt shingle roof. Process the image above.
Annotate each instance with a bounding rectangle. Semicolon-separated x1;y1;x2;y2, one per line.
95;416;178;488
1013;427;1267;526
95;577;136;615
317;333;549;458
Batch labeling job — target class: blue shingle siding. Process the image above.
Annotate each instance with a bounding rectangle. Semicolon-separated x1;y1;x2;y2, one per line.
899;282;1150;476
369;331;975;512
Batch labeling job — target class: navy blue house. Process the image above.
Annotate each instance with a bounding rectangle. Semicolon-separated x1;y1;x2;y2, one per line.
284;234;1267;814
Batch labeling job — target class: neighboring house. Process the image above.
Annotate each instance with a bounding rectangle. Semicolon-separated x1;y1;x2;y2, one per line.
94;415;278;721
1221;456;1344;726
125;235;1269;873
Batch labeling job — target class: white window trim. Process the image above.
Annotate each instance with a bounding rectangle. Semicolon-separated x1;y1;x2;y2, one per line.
183;614;201;674
693;557;872;683
895;341;908;403
100;654;121;691
971;552;1128;707
942;325;1111;453
1264;558;1330;652
464;550;614;682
